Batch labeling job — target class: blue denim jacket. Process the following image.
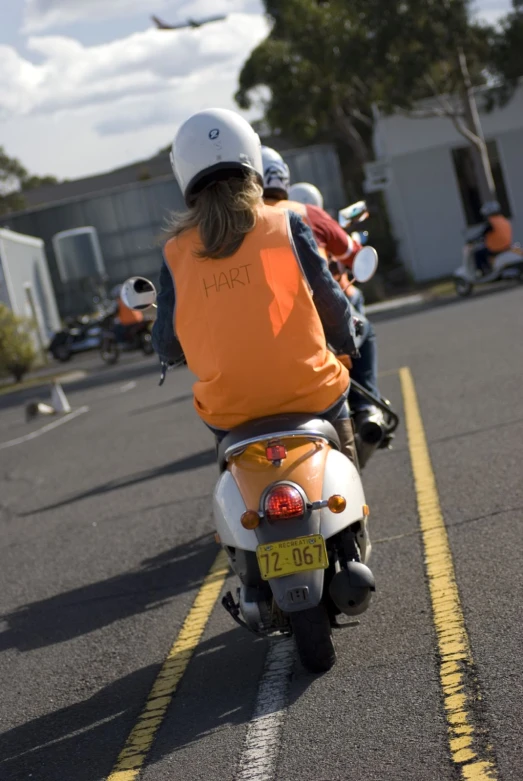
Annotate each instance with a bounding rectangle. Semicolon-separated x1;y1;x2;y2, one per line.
152;211;358;363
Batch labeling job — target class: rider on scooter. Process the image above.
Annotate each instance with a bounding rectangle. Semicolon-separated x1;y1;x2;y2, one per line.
473;201;513;276
260;147;382;434
110;284;145;343
152;109;363;465
288;182;365;313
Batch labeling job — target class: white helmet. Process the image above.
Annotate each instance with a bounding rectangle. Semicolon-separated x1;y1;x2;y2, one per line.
170;108;263;205
288;182;324;209
480;200;502;218
261;146;290;198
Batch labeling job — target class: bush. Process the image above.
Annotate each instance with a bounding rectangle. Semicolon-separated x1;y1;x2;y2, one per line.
0;305;37;382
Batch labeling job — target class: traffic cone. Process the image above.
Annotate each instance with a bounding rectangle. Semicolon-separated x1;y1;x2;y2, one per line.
50;382;71;414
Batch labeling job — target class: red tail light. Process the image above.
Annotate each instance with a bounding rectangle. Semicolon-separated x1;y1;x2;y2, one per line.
265;485;305;522
266;443;287;463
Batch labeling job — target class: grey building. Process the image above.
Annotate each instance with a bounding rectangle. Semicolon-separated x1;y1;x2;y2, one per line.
373;87;523;281
2;143;346;317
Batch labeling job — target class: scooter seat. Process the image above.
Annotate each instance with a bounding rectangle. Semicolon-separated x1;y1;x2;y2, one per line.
218;414;341;471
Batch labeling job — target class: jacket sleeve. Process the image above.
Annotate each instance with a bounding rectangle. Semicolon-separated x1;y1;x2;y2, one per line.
151;259;185;363
289;212;358;356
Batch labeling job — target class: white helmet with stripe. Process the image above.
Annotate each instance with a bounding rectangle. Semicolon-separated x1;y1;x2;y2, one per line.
261;146;290;198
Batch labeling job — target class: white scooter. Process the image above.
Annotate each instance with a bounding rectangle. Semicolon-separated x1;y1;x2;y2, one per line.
121;248;379;674
454;235;523;298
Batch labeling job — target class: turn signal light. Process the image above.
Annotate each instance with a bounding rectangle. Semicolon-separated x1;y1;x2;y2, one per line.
327;494;347;514
241;510;261;530
265;485;305;523
363;504;370;517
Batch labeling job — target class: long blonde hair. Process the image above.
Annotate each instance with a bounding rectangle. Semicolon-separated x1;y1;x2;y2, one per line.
166;173;263;259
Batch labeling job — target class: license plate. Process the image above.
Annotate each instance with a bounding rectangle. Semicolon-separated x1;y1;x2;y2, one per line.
256;535;328;581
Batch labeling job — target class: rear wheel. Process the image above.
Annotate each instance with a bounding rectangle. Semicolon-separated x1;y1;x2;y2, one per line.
100;336;119;365
290;604;336;673
141;331;154;355
455;278;473;298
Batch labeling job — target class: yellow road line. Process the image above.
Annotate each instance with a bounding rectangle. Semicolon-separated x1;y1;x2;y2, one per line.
107;549;229;781
399;367;497;781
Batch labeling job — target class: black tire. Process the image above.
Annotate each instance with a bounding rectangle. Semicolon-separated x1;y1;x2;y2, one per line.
455;278;473;298
52;345;72;362
517;269;523;285
100;337;119;365
290;605;336;673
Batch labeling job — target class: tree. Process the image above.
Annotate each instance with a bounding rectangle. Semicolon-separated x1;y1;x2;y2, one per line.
236;0;503;200
0;305;36;383
0;146;59;216
0;147;28;215
489;0;523;100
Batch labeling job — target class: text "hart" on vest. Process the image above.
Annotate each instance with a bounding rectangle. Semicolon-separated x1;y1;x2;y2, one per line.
203;264;252;297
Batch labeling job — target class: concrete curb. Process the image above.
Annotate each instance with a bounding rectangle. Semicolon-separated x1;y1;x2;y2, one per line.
366;294;425;315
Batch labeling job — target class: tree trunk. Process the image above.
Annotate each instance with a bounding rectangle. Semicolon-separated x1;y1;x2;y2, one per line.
458;50;497;204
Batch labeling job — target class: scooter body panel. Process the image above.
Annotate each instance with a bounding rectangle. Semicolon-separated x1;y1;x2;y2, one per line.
212;439;368;614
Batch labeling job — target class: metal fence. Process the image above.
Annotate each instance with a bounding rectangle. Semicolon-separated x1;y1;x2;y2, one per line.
1;143;346;316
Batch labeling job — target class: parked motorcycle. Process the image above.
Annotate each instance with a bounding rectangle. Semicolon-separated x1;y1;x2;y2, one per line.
99;316;154;365
120;247;387;673
454;234;523;297
49;313;104;362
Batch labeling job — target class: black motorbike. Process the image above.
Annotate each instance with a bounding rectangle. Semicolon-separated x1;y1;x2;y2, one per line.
99;316;154;365
49;314;105;362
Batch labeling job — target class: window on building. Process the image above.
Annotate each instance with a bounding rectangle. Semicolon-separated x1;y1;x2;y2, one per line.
452;140;512;226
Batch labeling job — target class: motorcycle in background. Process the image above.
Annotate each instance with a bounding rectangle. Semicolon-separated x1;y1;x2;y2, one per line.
119;247;390;673
99;316;154;365
454;230;523;297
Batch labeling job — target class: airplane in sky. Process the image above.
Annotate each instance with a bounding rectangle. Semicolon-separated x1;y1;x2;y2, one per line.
151;14;227;30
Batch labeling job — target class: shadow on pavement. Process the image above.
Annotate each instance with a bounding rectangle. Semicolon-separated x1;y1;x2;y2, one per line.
0;623;314;781
21;448;216;516
0;533;217;653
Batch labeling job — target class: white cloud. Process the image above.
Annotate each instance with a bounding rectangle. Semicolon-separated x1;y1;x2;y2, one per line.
1;14;268;120
1;11;269;178
23;0;263;33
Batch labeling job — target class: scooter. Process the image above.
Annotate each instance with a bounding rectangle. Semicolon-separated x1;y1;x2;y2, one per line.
454;236;523;298
120;247;381;673
99;316;154;365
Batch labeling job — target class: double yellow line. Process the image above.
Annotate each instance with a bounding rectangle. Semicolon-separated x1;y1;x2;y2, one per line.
107;368;498;781
107;551;229;781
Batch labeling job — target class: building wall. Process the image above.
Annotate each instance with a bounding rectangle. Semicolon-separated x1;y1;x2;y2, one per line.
0;229;62;343
2;144;346;316
376;88;523;281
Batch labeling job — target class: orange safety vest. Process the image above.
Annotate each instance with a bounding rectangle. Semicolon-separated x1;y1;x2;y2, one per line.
163;204;348;430
118;298;144;325
486;215;512;254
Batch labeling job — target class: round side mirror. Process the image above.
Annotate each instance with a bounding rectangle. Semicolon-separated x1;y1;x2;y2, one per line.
121;277;157;310
352;247;378;283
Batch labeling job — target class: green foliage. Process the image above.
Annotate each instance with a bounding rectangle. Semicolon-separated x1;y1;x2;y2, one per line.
236;0;499;168
0;305;37;382
488;1;523;103
0;146;59;216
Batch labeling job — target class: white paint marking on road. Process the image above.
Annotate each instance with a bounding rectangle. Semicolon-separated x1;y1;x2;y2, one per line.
0;406;89;450
235;637;294;781
119;381;137;393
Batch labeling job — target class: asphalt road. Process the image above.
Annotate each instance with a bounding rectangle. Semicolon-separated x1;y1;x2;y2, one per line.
0;286;522;781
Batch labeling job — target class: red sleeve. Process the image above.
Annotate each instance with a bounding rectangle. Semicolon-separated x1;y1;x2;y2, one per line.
306;204;352;259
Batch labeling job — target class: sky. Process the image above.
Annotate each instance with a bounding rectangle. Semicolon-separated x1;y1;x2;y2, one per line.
0;0;513;181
